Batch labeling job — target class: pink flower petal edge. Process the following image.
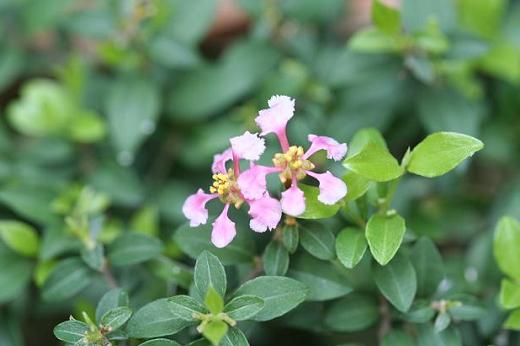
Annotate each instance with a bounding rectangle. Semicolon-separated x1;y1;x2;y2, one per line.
255;95;295;137
212;148;233;174
281;184;306;216
237;164;281;200
303;134;347;161
248;194;282;233
306;171;347;205
211;204;236;248
230;131;265;161
182;189;218;227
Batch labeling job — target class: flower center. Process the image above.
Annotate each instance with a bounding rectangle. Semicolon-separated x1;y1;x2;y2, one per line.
210;170;244;208
273;146;315;183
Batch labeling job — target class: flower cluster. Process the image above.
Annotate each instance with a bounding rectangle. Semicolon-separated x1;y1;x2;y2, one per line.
182;95;348;248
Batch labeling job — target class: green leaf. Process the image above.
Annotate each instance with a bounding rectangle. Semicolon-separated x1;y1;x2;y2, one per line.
205;286;225;314
42;257;93;302
168;40;279;120
174;223;255;265
96;288;129;323
263;241;289;276
224;295;264;321
168;0;217;45
100;307;132;331
0;220;39;257
138;339;182;346
127;299;193;338
168;295;207;321
349;28;404;53
80;243;104;271
402;0;456;33
372;0;401;33
500;279;520;309
366;213;406;265
342;171;371;202
220;327;249;346
447;298;486;320
374;253;417;312
108;232;163;267
324;293;379;332
417;324;462;346
233;276;308;321
434;312;451;332
348;127;388;157
298;185;341;220
282;225;299;254
105;77;160;156
494;217;520;281
505;309;520;330
53;320;89;343
194;251;227;299
344;142;404;182
288;254;352;301
299;224;336;260
410;237;444;297
382;330;415;346
407;132;484;177
336;227;367;269
0;245;33;303
202;320;228;346
401;301;435;323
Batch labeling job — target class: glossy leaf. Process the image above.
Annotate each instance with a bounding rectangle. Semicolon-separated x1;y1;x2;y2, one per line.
263;241;289;276
127;299;193;338
194;251;227;299
324;293;379;332
494;217;520;281
108;233;163;267
344;142;404;182
0;220;39;257
233;276;308;321
366;213;406;265
336;227;367;269
224;295;264;321
407;132;484;177
299;224;336;260
374;253;417;312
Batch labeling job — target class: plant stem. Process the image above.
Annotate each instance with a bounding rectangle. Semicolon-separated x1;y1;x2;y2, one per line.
102;263;118;289
380;177;401;213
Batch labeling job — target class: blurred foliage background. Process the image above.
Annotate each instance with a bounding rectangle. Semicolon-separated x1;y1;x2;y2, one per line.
1;0;520;345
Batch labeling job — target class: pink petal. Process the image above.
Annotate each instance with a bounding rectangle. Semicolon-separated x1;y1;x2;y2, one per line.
237;164;281;200
281;185;306;216
230;131;265;161
248;194;282;233
255;95;295;137
303;134;347;161
212;148;233;174
306;171;347;205
182;189;218;227
211;204;236;248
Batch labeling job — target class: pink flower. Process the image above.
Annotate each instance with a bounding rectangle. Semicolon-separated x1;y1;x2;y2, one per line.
230;131;265;161
211;205;236;248
281;184;306;216
212;148;233;174
306;171;347;205
248;95;348;216
303;134;347;161
237;164;280;200
256;95;295;151
182;131;282;248
248;194;282;233
182;189;217;227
